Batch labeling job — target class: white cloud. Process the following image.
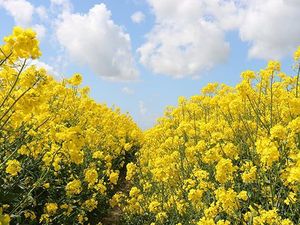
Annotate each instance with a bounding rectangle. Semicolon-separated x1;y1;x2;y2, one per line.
0;0;34;26
139;100;147;115
238;0;300;60
131;11;145;23
201;0;300;60
35;6;48;21
140;0;300;78
55;4;139;81
32;24;46;39
122;87;135;95
139;0;229;78
0;0;47;40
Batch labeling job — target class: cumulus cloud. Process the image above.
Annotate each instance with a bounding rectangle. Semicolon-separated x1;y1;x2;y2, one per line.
0;0;34;26
32;24;46;39
138;0;229;78
55;4;139;81
239;0;300;60
0;0;46;39
122;87;135;95
35;5;48;21
131;11;145;23
140;0;300;78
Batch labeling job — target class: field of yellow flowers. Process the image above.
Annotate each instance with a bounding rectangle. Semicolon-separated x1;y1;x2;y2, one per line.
0;27;299;225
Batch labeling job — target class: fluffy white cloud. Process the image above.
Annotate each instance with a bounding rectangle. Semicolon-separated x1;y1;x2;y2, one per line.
139;0;229;78
131;11;145;23
55;4;139;81
0;0;34;26
35;6;48;21
32;24;46;39
122;87;135;95
0;0;46;39
140;0;300;78
239;0;300;60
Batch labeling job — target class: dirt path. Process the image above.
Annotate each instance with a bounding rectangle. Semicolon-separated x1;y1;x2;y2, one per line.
101;206;122;225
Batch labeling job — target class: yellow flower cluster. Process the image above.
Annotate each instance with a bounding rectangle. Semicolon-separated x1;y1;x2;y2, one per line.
0;208;10;225
121;49;300;224
5;159;21;176
1;26;300;225
1;27;41;62
0;27;142;224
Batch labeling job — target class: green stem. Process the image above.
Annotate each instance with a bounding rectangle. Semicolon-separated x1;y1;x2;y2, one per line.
0;77;40;123
0;59;27;109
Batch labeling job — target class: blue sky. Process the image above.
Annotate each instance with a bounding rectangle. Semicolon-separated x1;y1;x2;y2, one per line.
0;0;299;129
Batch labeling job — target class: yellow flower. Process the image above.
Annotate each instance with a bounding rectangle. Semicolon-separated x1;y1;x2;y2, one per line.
5;159;21;176
124;143;132;151
129;186;140;198
65;179;82;196
3;26;41;60
241;162;257;183
0;208;10;225
267;60;281;72
45;203;58;215
237;191;248;201
270;124;286;140
215;187;239;214
256;138;280;168
84;168;98;186
155;212;167;222
284;192;296;205
202;83;218;95
215;158;236;184
253;209;281;225
217;220;231;225
110;192;123;208
68;73;82;86
43;183;50;189
83;198;98;212
126;162;137;181
294;46;300;61
92;151;103;159
148;201;160;213
109;171;119;185
24;210;36;220
197;217;215;225
241;70;256;80
188;189;203;205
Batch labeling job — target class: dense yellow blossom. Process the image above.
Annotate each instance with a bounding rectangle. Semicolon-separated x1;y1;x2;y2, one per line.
5;159;21;176
2;26;41;61
215;158;236;184
84;167;98;186
83;198;98;212
126;162;137;181
0;27;142;224
120;46;300;224
0;208;10;225
65;179;82;196
1;26;300;225
109;171;119;185
44;203;58;215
